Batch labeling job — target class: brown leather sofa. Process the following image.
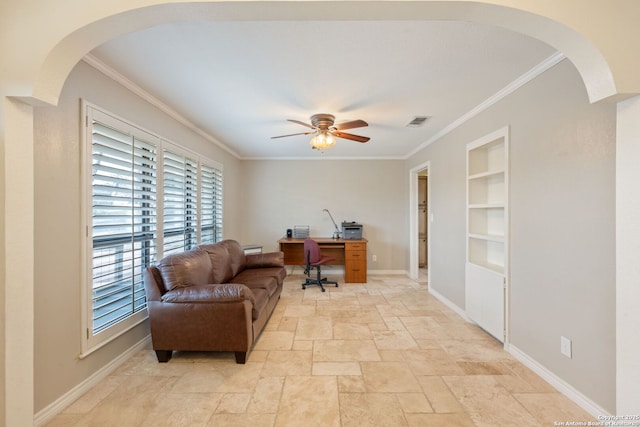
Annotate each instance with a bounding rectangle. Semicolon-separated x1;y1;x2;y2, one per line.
143;239;286;364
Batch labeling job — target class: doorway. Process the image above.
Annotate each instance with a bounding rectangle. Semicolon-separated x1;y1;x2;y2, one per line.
409;162;430;283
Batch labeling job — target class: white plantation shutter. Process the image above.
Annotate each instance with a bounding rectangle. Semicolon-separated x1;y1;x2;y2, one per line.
163;150;199;256
83;104;223;353
200;163;223;245
90;120;157;336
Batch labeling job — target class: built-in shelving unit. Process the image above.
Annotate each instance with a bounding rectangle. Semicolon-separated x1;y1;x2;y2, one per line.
465;127;509;342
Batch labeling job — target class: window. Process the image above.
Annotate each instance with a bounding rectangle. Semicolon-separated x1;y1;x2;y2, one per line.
200;163;223;245
161;146;223;256
83;104;223;354
162;150;199;255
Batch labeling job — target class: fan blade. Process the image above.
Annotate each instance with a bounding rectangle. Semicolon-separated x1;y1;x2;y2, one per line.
334;119;368;131
332;131;370;143
271;131;315;139
287;119;316;130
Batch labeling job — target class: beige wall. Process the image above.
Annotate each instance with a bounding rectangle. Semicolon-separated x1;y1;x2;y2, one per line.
32;60;243;411
406;59;616;411
238;159;408;272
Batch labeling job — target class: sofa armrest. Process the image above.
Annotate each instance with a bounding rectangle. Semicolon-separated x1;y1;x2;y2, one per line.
245;251;284;268
161;284;255;304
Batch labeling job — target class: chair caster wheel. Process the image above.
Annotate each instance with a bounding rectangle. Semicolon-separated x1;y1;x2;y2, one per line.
302;285;306;290
321;288;326;292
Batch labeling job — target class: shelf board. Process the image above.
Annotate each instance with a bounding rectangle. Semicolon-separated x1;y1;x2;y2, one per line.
468;203;504;209
468;233;504;242
468;169;505;180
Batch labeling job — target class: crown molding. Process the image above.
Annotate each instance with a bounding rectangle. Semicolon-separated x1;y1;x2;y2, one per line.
404;51;566;159
82;54;241;159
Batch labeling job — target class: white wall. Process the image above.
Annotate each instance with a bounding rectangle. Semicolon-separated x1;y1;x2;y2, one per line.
32;60;243;412
238;159;408;273
406;59;616;412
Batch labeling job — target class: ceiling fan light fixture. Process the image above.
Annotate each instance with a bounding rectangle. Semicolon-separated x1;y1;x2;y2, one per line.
310;130;336;150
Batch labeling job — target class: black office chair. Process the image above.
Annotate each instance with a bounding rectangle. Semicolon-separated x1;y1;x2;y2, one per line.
302;238;339;292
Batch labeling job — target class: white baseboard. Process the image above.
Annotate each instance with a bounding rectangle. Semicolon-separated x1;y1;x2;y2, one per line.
507;344;612;418
368;269;408;275
286;267;408;276
428;286;472;323
34;336;151;427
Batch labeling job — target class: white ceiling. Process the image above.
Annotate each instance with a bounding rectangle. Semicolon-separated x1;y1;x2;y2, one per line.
90;20;557;159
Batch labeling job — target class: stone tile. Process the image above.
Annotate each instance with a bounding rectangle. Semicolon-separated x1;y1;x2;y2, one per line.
276;376;340;426
361;362;422;392
247;376;284;414
443;375;539;427
333;322;373;339
292;339;313;351
216;393;251;413
312;362;361;376
295;315;333;340
282;304;316;317
514;392;596;425
396;392;434;413
339;392;407;427
337;375;367;393
252;331;294;351
71;376;174;426
141;392;222;426
440;339;511;362
501;359;557;392
207;413;276;427
62;376;126;414
418;376;464;413
372;330;419;350
313;339;381;362
405;413;477;427
456;361;512;375
261;350;312;377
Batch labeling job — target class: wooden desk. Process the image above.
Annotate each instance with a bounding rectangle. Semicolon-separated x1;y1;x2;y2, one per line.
278;237;367;283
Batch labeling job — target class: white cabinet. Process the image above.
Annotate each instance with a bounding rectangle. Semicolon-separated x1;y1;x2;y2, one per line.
465;127;508;342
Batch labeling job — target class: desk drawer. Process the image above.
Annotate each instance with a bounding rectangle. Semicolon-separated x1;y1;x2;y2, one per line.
345;250;365;261
345;242;366;252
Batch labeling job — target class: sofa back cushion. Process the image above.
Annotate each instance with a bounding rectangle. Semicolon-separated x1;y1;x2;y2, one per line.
156;248;212;292
220;240;246;277
199;243;234;283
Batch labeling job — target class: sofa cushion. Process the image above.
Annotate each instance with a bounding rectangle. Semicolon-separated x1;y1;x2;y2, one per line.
231;272;279;297
161;284;255;304
156;248;212;292
220;240;246;277
199;243;234;283
248;267;287;286
250;288;270;321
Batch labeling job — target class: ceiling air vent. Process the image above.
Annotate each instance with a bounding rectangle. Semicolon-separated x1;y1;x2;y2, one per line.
406;116;431;127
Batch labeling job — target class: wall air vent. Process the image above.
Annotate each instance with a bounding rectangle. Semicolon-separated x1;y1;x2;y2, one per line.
406;116;431;127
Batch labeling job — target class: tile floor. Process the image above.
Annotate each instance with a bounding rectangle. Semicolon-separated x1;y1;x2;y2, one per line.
46;274;594;426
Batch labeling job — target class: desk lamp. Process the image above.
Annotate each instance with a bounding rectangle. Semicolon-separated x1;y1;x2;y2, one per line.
323;209;341;239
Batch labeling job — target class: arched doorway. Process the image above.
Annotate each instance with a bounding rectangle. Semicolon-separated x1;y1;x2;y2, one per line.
3;2;637;424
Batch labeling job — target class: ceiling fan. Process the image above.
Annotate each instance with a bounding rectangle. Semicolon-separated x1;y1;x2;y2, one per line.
271;113;370;150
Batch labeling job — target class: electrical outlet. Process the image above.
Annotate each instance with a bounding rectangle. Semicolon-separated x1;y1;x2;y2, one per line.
372;254;377;262
560;336;572;358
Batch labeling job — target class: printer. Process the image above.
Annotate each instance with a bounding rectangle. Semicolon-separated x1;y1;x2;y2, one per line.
341;222;363;240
